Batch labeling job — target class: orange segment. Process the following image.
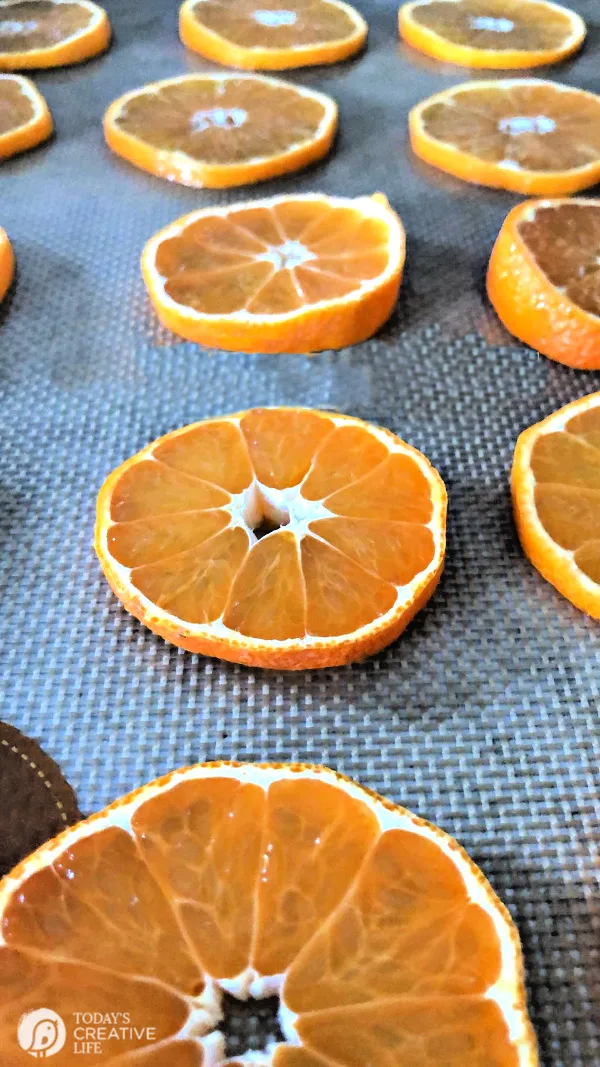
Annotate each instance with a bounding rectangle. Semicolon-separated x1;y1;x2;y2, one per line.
301;534;397;636
110;461;230;521
399;0;585;69
179;0;367;70
0;225;14;300
326;451;433;522
104;73;336;190
154;420;254;493
0;0;110;69
0;72;51;158
311;517;435;585
108;511;231;569
410;79;600;195
240;408;333;489
301;424;388;499
223;530;307;640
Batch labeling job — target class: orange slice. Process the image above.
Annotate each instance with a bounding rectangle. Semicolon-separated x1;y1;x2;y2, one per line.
95;407;446;669
0;72;52;158
488;198;600;370
104;73;337;190
141;193;405;353
0;226;14;300
179;0;367;70
512;392;600;619
409;79;600;195
0;0;110;69
0;761;539;1067
399;0;585;69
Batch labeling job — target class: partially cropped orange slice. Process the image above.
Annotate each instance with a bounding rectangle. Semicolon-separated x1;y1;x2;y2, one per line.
142;193;405;353
410;79;600;195
0;0;110;69
95;408;446;669
0;227;14;300
488;199;600;370
0;761;539;1066
399;0;585;69
104;73;337;189
513;392;600;619
0;72;52;158
179;0;367;70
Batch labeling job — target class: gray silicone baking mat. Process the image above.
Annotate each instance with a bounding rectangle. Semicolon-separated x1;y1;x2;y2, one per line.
0;0;599;1062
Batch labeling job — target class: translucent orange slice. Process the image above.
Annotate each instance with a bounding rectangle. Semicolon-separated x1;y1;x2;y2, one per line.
410;79;600;195
141;193;405;353
179;0;367;70
95;408;445;669
512;391;600;619
0;72;52;158
0;0;110;69
104;73;337;190
0;762;538;1066
399;0;585;69
0;226;14;300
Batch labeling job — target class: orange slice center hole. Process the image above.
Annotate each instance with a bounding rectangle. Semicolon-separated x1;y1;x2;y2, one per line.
470;16;514;33
498;114;556;135
219;992;285;1059
0;18;38;34
190;107;248;132
257;239;316;271
253;9;298;26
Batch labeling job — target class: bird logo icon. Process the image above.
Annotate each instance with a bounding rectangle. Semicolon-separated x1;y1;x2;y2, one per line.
17;1009;66;1058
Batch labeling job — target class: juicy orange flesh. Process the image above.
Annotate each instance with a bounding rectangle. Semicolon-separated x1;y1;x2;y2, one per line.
0;75;33;133
155;202;390;315
409;0;576;52
0;774;515;1065
0;1;92;53
106;411;435;638
531;406;600;582
420;83;600;172
519;203;600;316
186;0;358;50
114;77;326;164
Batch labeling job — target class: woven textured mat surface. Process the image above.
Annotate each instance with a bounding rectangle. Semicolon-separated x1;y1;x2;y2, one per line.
0;0;599;1061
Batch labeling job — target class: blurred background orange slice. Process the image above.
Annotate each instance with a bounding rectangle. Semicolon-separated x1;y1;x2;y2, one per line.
410;79;600;194
179;0;367;70
0;72;52;158
399;0;585;69
0;0;110;69
0;226;14;300
95;408;446;669
488;198;600;370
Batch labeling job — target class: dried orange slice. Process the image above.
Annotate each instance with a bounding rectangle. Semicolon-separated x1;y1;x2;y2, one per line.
104;73;337;190
0;0;110;69
0;227;14;300
0;761;539;1066
488;199;600;370
399;0;585;69
95;408;446;669
410;79;600;195
0;72;52;158
513;392;600;619
141;193;405;353
179;0;367;70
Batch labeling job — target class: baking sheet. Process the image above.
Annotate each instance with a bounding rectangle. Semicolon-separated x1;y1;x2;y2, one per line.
0;0;599;1062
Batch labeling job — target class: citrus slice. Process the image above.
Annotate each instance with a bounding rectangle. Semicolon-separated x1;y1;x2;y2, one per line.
0;226;14;300
0;72;52;158
512;392;600;619
487;198;600;370
95;407;446;669
0;0;110;69
409;79;600;195
399;0;585;69
141;193;405;353
179;0;367;70
0;761;539;1066
104;73;337;190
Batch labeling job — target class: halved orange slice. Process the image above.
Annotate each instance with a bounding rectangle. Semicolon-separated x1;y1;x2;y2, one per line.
0;72;52;159
95;408;446;669
141;193;405;353
0;761;539;1066
410;79;600;195
513;392;600;619
104;73;337;190
179;0;367;70
0;0;110;69
0;227;14;300
399;0;585;69
488;199;600;370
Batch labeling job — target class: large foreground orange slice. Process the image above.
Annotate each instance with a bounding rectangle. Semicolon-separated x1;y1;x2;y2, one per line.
104;73;337;189
513;392;600;619
141;193;405;353
0;0;110;69
0;227;14;300
95;408;445;668
0;761;539;1066
410;79;600;195
399;0;585;69
0;72;52;158
487;199;600;370
179;0;367;70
